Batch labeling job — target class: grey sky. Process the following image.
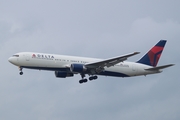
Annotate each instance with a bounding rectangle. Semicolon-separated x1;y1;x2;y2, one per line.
0;0;179;120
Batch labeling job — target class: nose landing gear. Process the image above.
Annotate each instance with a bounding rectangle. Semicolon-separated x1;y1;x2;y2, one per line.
19;67;23;75
20;71;23;75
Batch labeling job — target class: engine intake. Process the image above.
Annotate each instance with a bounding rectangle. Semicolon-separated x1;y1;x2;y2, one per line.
55;71;74;78
70;64;87;73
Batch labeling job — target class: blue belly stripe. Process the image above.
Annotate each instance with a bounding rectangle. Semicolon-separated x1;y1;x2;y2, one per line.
21;66;70;71
99;71;129;77
21;66;129;77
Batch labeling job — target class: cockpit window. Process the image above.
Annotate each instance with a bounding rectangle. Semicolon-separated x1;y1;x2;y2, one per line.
13;55;19;57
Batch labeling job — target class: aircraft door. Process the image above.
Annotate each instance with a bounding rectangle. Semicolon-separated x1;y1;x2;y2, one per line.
132;64;138;76
25;54;30;61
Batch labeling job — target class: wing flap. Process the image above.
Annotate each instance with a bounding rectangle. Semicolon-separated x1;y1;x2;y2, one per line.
145;64;174;71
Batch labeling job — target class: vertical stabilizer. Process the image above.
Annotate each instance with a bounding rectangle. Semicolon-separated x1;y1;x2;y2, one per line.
137;40;167;67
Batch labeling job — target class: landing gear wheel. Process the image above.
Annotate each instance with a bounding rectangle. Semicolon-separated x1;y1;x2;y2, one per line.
89;76;98;81
20;71;23;75
79;80;84;84
93;76;98;79
83;79;88;83
79;73;88;84
89;77;93;81
19;67;23;75
79;79;88;84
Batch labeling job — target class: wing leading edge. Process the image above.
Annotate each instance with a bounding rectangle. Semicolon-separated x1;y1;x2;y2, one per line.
85;52;140;69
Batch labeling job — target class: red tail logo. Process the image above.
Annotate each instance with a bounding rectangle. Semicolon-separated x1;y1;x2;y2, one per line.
137;40;167;67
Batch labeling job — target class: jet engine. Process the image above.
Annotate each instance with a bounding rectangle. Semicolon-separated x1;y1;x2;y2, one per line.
70;64;87;73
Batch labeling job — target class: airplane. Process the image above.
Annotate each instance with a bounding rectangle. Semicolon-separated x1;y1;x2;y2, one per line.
8;40;174;84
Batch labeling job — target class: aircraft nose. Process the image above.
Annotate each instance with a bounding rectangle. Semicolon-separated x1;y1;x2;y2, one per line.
8;57;17;64
8;55;19;65
8;57;13;63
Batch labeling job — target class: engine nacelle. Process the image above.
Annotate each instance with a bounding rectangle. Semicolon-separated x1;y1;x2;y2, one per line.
55;71;74;78
70;64;87;73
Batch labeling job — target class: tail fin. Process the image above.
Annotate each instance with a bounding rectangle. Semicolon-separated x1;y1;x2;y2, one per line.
137;40;167;67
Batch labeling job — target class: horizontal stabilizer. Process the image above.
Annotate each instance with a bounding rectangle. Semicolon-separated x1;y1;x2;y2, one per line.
145;64;175;71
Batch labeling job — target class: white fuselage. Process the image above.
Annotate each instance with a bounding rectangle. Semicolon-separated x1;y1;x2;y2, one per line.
8;52;160;77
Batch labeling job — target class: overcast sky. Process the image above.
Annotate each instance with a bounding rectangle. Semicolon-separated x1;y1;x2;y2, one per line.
0;0;180;120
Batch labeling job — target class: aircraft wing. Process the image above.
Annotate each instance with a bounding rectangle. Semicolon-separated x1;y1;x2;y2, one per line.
85;52;140;72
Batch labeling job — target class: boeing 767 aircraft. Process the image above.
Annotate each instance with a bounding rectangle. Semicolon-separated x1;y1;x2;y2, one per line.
8;40;174;84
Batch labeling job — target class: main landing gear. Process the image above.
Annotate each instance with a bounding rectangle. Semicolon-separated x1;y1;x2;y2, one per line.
79;79;88;84
19;67;23;75
89;76;98;81
79;74;98;84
